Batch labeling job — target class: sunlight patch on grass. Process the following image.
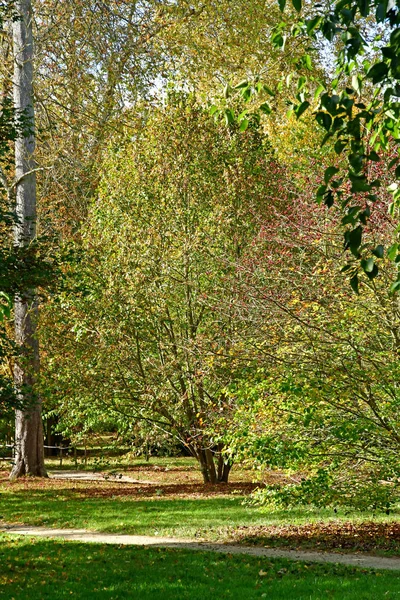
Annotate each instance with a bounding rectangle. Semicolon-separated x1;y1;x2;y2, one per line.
0;535;399;600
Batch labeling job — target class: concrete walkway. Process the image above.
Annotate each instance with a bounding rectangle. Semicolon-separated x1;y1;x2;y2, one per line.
1;524;400;571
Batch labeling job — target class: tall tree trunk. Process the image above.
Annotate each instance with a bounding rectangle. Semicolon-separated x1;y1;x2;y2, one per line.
10;0;46;479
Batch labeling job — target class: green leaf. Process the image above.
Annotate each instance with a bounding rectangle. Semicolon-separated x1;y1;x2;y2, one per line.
297;75;307;91
334;139;347;154
372;244;384;258
321;131;334;147
331;177;343;189
320;93;340;115
295;100;310;119
346;37;362;59
365;263;379;280
259;102;272;115
350;273;359;294
324;166;340;184
316;112;332;131
263;85;276;96
240;86;252;101
304;54;312;70
314;83;325;99
278;0;286;10
368;150;381;162
341;264;352;273
292;0;302;11
234;80;249;89
358;0;371;18
387;243;398;261
342;205;361;225
324;190;334;207
306;16;322;35
349;152;364;173
361;257;374;273
348;225;362;255
375;2;387;22
390;280;400;293
0;291;12;323
350;175;371;193
271;32;286;49
367;62;389;84
224;109;235;125
239;118;249;131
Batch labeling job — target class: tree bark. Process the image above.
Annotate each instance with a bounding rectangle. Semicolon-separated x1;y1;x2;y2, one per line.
196;446;231;484
205;448;217;484
10;0;46;479
198;449;210;483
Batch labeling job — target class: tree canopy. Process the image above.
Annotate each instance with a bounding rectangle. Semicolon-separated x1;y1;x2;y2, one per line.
0;0;399;506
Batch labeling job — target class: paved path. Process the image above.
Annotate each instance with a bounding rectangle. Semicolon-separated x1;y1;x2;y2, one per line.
1;524;399;571
48;471;153;484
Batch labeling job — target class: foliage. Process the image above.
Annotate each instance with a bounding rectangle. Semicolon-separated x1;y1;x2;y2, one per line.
0;97;35;415
33;0;171;236
39;94;290;483
223;0;400;286
289;0;400;287
221;187;400;509
32;0;310;241
159;0;307;91
227;521;400;555
3;0;397;512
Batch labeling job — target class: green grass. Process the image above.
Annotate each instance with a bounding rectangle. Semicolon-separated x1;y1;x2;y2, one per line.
1;458;399;557
0;489;292;537
0;535;398;599
2;486;398;540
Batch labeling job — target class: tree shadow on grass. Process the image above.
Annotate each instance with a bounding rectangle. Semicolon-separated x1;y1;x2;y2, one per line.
1;535;399;600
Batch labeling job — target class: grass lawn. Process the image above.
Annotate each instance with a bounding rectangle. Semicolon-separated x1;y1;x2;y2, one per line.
0;534;399;599
1;458;399;555
1;477;398;538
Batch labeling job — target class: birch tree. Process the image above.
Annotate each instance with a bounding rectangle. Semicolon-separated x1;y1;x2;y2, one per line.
10;0;46;478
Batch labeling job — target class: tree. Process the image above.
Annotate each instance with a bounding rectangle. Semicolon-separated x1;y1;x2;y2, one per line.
221;137;400;509
39;95;289;483
286;0;400;289
32;0;173;236
225;1;400;287
31;0;308;239
9;0;46;478
0;9;53;421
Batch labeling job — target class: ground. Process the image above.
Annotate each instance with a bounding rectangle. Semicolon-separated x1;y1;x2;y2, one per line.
0;456;399;598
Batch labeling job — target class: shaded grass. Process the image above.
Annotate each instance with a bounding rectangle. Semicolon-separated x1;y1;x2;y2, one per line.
1;484;399;543
0;489;299;537
1;461;399;556
0;534;399;599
